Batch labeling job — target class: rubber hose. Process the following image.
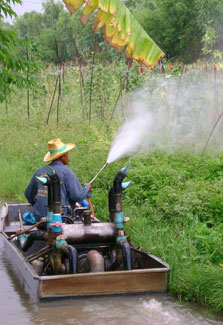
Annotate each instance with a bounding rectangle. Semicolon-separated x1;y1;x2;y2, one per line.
120;241;132;270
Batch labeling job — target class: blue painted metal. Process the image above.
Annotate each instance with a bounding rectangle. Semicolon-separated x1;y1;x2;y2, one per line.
55;239;67;250
47;211;53;229
18;233;28;249
35;176;48;185
120;163;130;176
50;214;63;232
116;235;127;245
122;181;131;190
114;211;124;229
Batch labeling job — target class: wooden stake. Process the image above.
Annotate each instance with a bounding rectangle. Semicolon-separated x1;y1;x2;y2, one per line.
9;220;43;240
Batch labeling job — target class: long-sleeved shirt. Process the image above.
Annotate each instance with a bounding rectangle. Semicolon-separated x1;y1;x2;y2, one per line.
24;161;90;221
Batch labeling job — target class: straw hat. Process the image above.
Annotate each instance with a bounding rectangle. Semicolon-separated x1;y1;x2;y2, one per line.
44;138;75;162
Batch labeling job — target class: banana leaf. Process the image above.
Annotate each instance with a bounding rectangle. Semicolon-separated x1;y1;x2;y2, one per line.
62;0;165;67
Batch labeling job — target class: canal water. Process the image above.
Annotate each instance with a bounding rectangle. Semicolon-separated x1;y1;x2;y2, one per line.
1;238;223;325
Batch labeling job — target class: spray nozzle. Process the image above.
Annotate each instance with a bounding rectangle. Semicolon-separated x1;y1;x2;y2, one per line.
122;181;131;190
120;162;130;176
45;165;56;176
35;176;48;185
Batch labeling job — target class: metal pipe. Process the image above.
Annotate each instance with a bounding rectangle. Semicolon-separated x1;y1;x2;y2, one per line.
22;230;48;252
90;162;108;184
62;223;115;243
87;250;104;272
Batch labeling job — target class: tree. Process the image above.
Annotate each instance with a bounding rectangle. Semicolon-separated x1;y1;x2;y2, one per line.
132;0;203;62
131;0;223;62
195;0;223;54
0;0;40;103
42;0;64;28
15;11;43;39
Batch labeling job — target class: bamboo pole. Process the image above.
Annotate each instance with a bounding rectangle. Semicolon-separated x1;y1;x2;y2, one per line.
26;44;30;119
89;35;97;122
46;74;59;124
109;59;133;124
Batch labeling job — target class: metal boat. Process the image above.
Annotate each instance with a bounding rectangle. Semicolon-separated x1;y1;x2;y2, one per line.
0;165;170;300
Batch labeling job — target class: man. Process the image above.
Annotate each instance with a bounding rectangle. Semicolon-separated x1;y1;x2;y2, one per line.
25;138;92;222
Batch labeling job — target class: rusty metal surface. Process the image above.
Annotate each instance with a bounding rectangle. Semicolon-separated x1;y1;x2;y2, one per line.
39;269;168;299
62;223;116;243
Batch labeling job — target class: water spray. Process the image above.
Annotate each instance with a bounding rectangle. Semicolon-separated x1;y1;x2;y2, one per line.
89;162;108;184
89;105;150;185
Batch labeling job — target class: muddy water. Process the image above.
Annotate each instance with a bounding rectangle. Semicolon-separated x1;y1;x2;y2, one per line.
1;238;223;325
1;198;223;325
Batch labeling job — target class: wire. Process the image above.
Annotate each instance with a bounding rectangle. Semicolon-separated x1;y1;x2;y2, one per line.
21;0;43;4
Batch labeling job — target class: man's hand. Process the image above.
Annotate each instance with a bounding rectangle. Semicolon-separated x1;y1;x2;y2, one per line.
85;183;92;192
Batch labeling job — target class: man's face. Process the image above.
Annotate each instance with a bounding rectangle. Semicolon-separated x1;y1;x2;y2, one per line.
61;152;69;165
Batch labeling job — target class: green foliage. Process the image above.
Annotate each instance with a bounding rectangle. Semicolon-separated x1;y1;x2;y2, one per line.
172;264;223;310
202;26;216;56
130;0;223;63
125;153;223;224
0;0;21;19
0;0;41;102
42;0;64;28
132;0;202;61
195;0;223;49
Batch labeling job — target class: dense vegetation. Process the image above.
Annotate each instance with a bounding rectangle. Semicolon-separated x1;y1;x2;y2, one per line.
1;0;223;313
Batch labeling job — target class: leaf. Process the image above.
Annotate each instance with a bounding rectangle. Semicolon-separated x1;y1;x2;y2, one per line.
104;19;116;38
98;0;109;13
109;0;117;15
125;6;131;36
62;0;165;67
92;9;112;34
111;29;128;51
80;1;98;24
63;0;84;13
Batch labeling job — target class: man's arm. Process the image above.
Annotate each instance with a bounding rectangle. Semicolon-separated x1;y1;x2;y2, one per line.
66;169;91;203
24;175;38;205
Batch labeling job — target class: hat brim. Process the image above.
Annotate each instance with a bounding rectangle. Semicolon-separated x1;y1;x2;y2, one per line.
44;143;75;162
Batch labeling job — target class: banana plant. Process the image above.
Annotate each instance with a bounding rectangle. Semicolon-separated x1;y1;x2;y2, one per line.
62;0;165;68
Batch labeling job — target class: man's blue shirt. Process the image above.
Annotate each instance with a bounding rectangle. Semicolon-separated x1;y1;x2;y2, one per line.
24;161;90;221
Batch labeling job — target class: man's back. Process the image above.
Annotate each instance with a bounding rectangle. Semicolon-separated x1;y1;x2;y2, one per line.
25;161;90;221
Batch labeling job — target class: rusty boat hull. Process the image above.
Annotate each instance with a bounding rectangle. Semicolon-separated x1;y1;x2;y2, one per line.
0;203;170;301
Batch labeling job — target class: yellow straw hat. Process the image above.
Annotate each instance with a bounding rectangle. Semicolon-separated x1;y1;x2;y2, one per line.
44;138;75;162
